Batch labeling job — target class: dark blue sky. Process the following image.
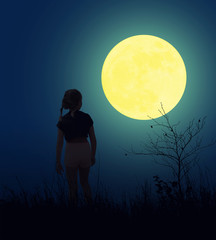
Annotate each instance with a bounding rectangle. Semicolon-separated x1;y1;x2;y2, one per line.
1;0;216;200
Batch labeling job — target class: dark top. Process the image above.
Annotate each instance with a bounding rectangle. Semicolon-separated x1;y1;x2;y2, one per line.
56;110;93;142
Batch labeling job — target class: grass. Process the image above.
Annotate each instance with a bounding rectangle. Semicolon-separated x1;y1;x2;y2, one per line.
0;173;216;239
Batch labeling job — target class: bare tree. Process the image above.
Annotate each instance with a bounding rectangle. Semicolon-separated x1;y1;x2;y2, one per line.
123;103;216;199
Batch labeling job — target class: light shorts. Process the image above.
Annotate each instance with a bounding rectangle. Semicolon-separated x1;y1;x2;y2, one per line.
64;141;91;168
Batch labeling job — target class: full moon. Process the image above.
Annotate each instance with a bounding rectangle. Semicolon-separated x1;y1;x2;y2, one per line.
101;35;187;120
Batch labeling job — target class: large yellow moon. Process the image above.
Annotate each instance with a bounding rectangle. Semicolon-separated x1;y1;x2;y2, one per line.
101;35;187;120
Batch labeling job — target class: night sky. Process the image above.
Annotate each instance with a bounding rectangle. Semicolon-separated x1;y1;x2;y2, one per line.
1;0;216;200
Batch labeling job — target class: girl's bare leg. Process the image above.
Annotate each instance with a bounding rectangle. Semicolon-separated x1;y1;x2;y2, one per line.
79;167;92;204
65;166;78;207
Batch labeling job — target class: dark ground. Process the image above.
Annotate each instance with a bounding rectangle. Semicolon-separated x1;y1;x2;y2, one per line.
1;201;215;239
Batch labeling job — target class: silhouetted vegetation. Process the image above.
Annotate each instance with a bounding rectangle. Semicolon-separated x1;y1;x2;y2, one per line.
124;103;216;202
0;172;216;239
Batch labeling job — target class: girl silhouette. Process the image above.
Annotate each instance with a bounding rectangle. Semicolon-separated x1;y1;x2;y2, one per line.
56;89;97;206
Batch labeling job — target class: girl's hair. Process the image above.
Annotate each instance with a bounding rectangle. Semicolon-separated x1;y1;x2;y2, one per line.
59;89;82;121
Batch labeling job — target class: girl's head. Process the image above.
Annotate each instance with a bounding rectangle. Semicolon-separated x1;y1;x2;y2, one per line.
60;89;82;119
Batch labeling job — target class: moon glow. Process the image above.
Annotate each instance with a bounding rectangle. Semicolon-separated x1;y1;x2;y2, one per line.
101;35;187;120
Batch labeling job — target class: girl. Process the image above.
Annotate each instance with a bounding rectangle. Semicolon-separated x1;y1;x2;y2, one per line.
56;89;97;206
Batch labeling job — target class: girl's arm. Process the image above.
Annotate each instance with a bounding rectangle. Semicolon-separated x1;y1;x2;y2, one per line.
88;125;97;158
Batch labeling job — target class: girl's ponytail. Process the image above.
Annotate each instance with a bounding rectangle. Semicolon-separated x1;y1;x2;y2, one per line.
59;106;63;121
